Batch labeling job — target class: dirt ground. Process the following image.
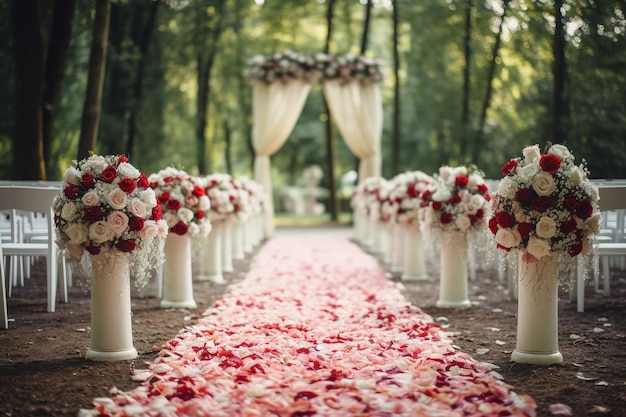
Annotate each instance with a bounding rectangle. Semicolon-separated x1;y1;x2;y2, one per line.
1;225;625;417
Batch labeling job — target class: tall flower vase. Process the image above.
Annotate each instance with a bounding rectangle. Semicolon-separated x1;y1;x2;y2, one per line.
436;231;471;308
391;223;405;273
86;253;137;361
511;254;563;365
232;222;245;260
402;223;428;281
198;222;225;284
222;221;234;273
161;233;197;309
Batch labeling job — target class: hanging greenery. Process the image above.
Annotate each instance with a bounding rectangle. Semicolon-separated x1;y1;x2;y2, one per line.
244;50;384;85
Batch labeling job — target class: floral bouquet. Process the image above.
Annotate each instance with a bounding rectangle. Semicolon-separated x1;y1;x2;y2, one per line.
244;50;319;84
314;53;383;85
490;144;601;265
350;177;389;222
388;171;434;225
201;173;243;223
238;176;265;218
148;167;212;238
421;166;491;235
53;154;168;288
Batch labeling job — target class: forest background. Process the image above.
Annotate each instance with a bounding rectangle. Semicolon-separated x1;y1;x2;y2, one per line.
1;0;625;218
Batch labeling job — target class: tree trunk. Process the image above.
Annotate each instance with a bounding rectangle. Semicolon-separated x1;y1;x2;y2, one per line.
77;0;111;161
460;0;472;160
12;0;46;180
474;0;509;164
323;0;338;221
126;0;159;158
390;0;400;176
551;0;568;144
42;0;76;178
360;0;372;54
195;1;225;175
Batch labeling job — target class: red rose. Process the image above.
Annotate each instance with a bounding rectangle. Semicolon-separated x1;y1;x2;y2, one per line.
101;165;118;183
118;155;129;163
560;217;578;234
421;190;432;200
163;176;174;183
151;204;162;221
495;211;515;228
82;173;94;188
475;209;484;219
568;240;583;257
118;178;137;194
171;221;188;235
455;175;469;187
229;195;236;202
196;210;205;220
407;184;418;198
234;204;241;212
129;216;145;232
137;174;150;189
531;196;552;212
192;185;205;197
63;184;78;199
514;188;535;206
488;218;499;234
564;195;579;212
575;200;593;220
517;222;534;238
116;238;136;252
501;159;518;176
158;191;170;204
539;153;562;174
449;195;462;204
83;206;104;222
440;212;453;224
85;245;100;255
477;183;489;195
166;199;181;211
431;201;443;211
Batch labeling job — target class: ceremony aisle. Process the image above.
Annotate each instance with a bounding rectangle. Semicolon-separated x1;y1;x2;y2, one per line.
81;235;536;417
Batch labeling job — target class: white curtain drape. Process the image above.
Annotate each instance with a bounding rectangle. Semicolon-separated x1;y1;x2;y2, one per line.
322;80;382;182
252;79;312;237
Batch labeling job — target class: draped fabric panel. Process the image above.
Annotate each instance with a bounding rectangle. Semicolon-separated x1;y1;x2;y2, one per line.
252;80;312;237
322;80;382;182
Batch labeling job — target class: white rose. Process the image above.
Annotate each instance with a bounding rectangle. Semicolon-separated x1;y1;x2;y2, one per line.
497;176;516;199
164;211;179;228
432;188;451;202
107;211;129;235
467;174;482;189
438;166;451;181
495;228;522;249
587;213;602;235
116;162;140;179
569;166;584;185
139;188;156;208
198;222;212;237
128;198;148;218
63;167;81;186
548;144;573;162
156;219;169;237
86;155;107;171
536;216;557;239
532;171;557;196
469;194;485;209
180;180;195;194
523;145;541;163
81;191;100;207
60;202;78;221
65;223;88;245
455;215;472;231
177;207;194;223
107;188;128;210
186;222;200;236
517;163;540;181
89;220;114;244
526;236;551;259
138;220;159;240
450;166;468;178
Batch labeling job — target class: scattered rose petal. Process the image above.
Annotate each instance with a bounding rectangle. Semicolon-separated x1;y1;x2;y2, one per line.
484;327;501;332
476;348;490;354
594;381;609;386
549;403;573;415
589;405;611;414
495;340;506;346
492;308;503;313
593;327;605;333
569;334;582;340
576;372;599;381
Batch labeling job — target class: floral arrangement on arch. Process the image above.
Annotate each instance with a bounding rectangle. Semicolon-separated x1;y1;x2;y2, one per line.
245;50;383;85
421;166;491;235
53;154;168;288
388;171;434;225
148;167;212;237
490;143;601;264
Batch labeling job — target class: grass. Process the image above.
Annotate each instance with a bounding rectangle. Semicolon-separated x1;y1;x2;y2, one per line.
274;212;353;227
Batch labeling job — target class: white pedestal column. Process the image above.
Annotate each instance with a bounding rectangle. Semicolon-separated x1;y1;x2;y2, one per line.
402;223;428;281
86;253;137;361
511;254;563;365
198;222;225;284
232;221;245;260
222;221;234;273
391;223;405;273
161;233;197;309
436;230;471;308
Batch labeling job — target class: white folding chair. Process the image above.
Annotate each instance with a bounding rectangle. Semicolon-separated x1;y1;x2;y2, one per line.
576;184;626;312
0;234;8;329
0;186;67;314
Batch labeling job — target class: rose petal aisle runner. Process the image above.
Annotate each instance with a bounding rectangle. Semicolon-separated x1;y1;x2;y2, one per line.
81;236;536;417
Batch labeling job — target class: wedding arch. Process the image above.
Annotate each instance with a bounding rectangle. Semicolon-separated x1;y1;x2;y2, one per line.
245;50;384;236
